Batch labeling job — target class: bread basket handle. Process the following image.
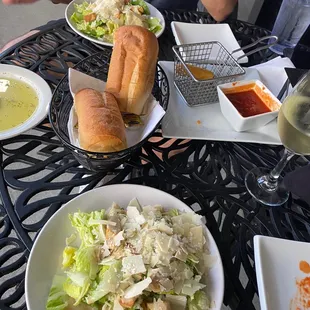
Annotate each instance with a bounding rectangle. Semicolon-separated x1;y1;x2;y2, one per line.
232;35;278;62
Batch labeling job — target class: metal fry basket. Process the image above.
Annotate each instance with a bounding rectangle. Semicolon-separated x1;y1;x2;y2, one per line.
172;36;278;107
173;41;245;106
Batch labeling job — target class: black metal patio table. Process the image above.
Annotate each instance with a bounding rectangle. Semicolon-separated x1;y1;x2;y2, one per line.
0;10;310;310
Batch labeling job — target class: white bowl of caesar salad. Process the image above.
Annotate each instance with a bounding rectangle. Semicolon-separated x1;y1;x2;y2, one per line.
25;184;224;310
65;0;165;46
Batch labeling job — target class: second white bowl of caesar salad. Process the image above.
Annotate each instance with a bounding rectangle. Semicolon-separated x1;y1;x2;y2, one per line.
66;0;165;46
25;184;224;310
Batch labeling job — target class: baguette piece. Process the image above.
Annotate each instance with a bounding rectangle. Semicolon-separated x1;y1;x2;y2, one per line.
74;89;127;152
106;25;159;115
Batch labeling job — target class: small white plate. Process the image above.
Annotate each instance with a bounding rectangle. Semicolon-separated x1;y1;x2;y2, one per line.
171;22;248;64
160;61;281;145
254;235;310;310
0;64;52;140
66;0;165;47
25;184;224;310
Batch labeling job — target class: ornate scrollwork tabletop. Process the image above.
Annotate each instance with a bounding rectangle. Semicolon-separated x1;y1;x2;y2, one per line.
0;11;309;310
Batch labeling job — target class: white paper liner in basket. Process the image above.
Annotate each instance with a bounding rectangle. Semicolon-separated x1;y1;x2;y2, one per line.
68;68;166;149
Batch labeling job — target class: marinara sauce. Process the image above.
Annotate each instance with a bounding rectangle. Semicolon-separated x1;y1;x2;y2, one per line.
223;83;277;117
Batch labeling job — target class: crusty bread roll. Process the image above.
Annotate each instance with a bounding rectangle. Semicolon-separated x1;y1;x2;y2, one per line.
74;89;127;152
106;26;159;115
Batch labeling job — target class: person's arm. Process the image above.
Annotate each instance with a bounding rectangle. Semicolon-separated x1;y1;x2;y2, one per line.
201;0;237;22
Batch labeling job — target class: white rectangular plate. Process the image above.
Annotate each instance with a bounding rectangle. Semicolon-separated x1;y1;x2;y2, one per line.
254;235;310;310
171;22;248;64
160;61;281;145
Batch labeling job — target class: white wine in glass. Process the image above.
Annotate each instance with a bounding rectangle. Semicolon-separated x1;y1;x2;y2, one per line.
245;71;310;206
278;95;310;155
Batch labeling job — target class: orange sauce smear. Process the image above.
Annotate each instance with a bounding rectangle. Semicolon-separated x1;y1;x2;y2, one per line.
300;261;310;274
291;261;310;309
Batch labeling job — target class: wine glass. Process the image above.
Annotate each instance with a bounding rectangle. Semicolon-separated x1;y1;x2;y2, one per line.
245;71;310;206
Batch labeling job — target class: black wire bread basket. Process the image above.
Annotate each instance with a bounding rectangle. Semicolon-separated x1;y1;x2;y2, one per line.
49;49;170;171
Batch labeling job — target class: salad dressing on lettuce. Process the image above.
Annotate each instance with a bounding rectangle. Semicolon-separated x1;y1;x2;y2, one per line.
71;0;162;43
46;199;216;310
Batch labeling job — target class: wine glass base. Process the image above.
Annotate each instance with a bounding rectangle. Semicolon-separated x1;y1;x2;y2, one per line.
245;167;289;206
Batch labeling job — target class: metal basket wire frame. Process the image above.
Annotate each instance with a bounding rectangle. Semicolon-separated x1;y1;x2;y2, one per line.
173;41;245;107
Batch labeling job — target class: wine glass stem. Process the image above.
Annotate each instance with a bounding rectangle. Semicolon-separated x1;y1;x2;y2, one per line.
258;148;295;191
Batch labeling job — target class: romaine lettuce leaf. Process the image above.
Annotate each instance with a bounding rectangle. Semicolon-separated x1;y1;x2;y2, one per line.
62;246;76;269
71;12;84;24
66;271;89;288
147;17;162;34
95;26;107;37
130;0;150;15
168;209;179;217
187;290;210;310
74;245;99;280
74;2;92;15
65;272;91;305
46;275;68;310
97;265;110;282
63;278;81;300
69;210;105;245
187;253;199;265
63;278;90;305
106;21;119;35
85;261;122;304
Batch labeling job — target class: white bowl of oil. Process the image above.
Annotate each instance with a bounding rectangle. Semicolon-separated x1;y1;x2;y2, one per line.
0;64;52;140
